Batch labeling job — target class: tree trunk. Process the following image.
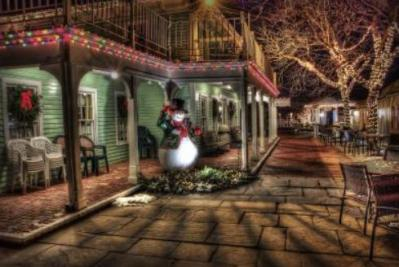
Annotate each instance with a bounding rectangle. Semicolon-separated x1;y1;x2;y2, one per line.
367;90;379;134
341;91;351;128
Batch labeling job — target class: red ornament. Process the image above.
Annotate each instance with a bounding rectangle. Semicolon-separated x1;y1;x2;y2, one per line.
20;90;33;111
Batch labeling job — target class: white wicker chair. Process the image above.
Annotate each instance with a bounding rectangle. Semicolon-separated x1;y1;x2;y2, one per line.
31;136;66;185
7;139;46;194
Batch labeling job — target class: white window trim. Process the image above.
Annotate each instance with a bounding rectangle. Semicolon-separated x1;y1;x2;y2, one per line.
79;86;98;143
114;91;128;146
1;76;43;142
196;93;209;132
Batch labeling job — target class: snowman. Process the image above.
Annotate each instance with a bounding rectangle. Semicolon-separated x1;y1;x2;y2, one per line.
157;98;202;170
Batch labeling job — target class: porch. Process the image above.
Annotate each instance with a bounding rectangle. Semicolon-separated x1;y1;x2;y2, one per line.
0;140;271;235
0;0;279;242
0;59;278;240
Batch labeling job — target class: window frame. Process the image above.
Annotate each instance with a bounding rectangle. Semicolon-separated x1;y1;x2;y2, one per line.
198;94;209;133
78;87;98;142
114;91;128;146
1;77;43;142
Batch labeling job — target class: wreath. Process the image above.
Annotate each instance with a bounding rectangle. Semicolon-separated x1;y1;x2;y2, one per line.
8;86;41;125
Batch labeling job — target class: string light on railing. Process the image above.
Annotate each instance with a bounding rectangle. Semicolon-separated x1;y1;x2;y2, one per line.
0;27;271;85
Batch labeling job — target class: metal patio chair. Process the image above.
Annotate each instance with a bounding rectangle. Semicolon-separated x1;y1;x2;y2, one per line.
80;135;109;176
7;139;46;194
368;172;399;259
138;126;157;159
53;135;90;177
384;133;399;161
339;163;372;234
31;136;66;185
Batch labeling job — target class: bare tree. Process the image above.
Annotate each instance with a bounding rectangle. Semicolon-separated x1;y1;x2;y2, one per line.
256;0;384;127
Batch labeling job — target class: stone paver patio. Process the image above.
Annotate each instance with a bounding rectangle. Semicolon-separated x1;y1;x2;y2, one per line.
1;135;399;267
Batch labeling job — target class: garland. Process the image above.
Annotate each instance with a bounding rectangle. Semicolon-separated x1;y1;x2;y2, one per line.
8;86;41;124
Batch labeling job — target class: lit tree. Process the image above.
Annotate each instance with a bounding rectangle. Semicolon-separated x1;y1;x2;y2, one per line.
354;0;398;133
255;0;388;127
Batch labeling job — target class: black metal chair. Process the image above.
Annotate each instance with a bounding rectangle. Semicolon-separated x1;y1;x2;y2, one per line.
80;135;109;176
138;126;157;159
53;135;90;177
339;163;372;234
340;163;399;260
368;172;399;259
384;133;399;161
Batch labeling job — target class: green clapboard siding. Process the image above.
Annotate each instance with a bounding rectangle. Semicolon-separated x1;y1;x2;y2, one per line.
0;68;128;193
79;72;128;167
0;67;63;193
137;81;165;147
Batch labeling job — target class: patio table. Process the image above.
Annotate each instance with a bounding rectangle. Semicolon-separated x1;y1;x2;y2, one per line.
361;134;389;156
353;158;399;175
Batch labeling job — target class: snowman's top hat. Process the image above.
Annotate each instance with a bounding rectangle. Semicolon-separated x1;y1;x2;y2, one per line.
172;98;185;110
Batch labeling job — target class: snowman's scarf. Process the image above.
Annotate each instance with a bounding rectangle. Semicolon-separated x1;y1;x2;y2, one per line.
171;119;189;139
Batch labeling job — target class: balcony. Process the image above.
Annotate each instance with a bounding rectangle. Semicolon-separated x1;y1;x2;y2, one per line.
0;0;270;72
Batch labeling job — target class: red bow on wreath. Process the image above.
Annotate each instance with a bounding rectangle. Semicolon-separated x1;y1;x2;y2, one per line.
20;90;33;111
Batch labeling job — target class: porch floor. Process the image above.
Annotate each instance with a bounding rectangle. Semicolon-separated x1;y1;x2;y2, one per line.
0;147;247;234
0;163;132;233
1;135;398;266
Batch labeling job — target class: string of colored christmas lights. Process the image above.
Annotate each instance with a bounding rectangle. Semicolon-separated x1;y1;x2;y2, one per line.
0;26;278;96
0;26;246;71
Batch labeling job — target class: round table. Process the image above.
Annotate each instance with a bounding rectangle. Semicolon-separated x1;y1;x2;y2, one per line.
354;158;399;175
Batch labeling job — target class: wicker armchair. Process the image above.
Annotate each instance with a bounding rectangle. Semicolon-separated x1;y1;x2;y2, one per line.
7;139;46;194
339;163;372;234
31;136;66;185
368;173;399;259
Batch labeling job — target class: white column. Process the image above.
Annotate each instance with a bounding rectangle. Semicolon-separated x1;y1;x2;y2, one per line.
251;87;259;159
240;76;249;171
269;97;278;142
127;77;139;184
258;91;266;153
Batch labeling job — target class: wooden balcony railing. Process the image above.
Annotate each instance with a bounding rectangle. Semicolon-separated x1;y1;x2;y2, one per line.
0;0;270;72
0;0;170;58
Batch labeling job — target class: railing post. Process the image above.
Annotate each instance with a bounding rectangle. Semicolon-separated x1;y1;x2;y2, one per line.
64;0;72;25
240;11;248;60
168;16;172;60
130;0;136;49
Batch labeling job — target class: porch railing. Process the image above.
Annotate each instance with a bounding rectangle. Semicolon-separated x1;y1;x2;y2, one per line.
170;8;244;62
0;0;170;58
0;1;270;70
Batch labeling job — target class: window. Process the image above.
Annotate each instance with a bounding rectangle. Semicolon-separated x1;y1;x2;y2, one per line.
199;95;208;132
222;99;228;125
227;101;237;127
2;78;42;141
392;105;399;131
78;88;97;141
115;92;128;145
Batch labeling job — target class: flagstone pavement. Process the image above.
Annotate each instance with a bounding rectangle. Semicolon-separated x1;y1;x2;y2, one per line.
1;135;399;267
